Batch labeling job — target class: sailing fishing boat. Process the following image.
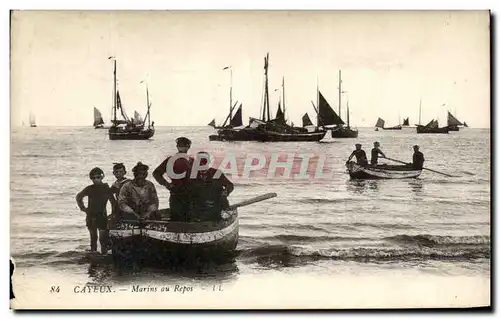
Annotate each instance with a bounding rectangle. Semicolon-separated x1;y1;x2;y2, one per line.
107;57;154;140
209;53;326;142
447;111;464;131
93;107;109;129
310;90;344;132
402;117;410;127
330;70;358;138
374;117;402;130
29;112;37;127
415;100;449;134
208;66;246;131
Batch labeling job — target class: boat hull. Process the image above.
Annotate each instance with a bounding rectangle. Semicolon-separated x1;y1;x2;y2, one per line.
383;125;402;130
331;127;359;138
211;128;326;142
346;162;422;179
94;125;110;129
109;209;239;264
108;127;155;140
416;125;449;134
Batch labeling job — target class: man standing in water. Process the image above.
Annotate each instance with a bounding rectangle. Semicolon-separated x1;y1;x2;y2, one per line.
370;141;386;166
153;137;194;222
118;162;159;221
109;163;131;225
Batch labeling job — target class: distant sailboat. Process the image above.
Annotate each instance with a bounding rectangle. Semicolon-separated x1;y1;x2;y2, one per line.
209;54;327;142
415;101;449;134
374;117;402;130
447;111;464;131
29;112;37;127
402;117;410;126
107;57;155;140
93;107;108;129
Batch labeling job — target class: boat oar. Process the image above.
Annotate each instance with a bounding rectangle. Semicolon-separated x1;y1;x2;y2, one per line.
227;192;277;209
123;192;278;224
384;157;457;178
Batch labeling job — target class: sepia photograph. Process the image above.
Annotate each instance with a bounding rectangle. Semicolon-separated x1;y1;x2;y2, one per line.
9;9;490;309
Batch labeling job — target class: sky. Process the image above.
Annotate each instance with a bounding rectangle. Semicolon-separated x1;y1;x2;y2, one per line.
10;10;490;128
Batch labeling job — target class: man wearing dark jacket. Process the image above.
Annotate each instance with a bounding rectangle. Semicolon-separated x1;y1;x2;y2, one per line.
153;137;194;221
190;152;234;222
412;145;425;169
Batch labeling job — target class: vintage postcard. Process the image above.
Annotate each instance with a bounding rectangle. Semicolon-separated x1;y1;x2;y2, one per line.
10;10;490;309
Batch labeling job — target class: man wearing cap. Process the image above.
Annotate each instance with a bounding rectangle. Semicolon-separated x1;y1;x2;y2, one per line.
370;141;386;166
412;145;425;170
346;143;368;166
190;151;234;222
118;162;159;221
153;137;194;221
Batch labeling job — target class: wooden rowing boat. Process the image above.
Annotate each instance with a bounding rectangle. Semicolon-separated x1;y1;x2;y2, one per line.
109;208;239;264
346;161;422;179
108;193;277;265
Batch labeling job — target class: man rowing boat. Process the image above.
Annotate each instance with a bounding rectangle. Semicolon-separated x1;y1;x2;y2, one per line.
346;143;368;166
371;141;386;165
411;145;425;170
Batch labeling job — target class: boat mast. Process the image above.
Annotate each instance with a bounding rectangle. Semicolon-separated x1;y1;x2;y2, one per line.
282;76;286;124
419;99;422;125
347;100;350;128
146;84;151;127
316;76;319;127
338;70;342;123
110;57;117;123
230;67;233;122
262;53;270;122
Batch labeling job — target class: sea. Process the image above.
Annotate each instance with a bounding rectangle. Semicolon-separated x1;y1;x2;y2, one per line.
10;126;491;309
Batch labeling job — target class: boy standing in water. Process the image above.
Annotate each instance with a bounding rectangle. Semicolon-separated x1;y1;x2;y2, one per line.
110;163;130;223
76;167;116;254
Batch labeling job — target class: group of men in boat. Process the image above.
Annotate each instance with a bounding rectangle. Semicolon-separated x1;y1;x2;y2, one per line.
346;142;425;169
75;136;234;254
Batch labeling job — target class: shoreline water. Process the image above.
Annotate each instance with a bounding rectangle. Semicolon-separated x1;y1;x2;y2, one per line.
10;126;491;308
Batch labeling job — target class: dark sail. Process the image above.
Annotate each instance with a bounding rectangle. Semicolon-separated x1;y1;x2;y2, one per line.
230;104;243;127
424;119;439;129
275;102;285;124
116;91;130;122
375;117;385;128
403;118;409;126
302;113;313;127
318;91;344;126
93;107;104;126
447;111;463;126
208;119;216;127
